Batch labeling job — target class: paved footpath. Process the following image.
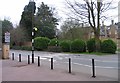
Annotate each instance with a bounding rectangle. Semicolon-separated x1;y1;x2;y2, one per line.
1;59;118;81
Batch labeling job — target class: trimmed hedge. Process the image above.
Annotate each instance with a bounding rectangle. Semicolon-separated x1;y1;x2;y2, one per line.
11;46;32;51
48;38;59;46
71;39;86;53
34;37;50;50
101;39;117;54
21;46;32;51
60;40;71;52
87;38;96;53
48;46;62;52
87;38;101;52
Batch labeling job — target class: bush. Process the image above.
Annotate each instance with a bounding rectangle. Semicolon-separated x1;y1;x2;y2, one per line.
71;39;86;53
101;39;117;54
87;38;102;52
87;38;96;52
34;37;50;50
21;46;32;51
48;46;62;52
11;46;32;51
48;38;59;46
60;40;71;52
12;46;22;50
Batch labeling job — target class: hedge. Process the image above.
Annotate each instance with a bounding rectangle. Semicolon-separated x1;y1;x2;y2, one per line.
48;38;59;46
71;39;86;53
34;37;50;50
101;39;117;54
60;40;71;52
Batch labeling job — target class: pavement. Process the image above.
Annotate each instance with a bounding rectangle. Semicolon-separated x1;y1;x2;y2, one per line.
1;59;118;81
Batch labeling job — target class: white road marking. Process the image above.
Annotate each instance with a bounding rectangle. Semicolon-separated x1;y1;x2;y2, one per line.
72;57;118;63
63;62;118;69
48;59;56;62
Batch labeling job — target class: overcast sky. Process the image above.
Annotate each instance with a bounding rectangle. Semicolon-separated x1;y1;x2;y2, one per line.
0;0;119;28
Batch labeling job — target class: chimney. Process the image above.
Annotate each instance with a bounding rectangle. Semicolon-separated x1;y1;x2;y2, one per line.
111;20;114;25
102;21;104;26
29;0;34;2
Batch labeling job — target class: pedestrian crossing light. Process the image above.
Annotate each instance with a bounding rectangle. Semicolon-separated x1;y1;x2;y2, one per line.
34;27;38;31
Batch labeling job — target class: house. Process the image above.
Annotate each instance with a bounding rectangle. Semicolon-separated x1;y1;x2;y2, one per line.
100;20;118;39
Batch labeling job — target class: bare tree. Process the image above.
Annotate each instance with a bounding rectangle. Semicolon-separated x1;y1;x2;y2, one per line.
65;0;116;51
10;26;29;46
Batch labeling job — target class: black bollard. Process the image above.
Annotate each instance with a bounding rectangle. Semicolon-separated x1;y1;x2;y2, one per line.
69;58;71;73
51;58;53;70
38;56;40;67
12;53;14;60
28;55;30;64
19;54;21;62
92;59;96;78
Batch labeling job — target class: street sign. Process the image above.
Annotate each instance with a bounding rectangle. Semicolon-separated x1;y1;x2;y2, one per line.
5;32;10;43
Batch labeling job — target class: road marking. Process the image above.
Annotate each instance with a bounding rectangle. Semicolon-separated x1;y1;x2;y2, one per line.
48;59;56;62
73;57;118;63
63;62;118;69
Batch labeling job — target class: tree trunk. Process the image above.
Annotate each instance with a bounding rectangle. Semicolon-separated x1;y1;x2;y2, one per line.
94;31;101;52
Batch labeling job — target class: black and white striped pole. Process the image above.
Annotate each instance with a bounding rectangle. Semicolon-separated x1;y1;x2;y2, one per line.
32;27;38;63
32;30;34;63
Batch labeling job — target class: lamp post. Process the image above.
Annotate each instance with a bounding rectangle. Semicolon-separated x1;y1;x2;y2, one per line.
32;27;37;63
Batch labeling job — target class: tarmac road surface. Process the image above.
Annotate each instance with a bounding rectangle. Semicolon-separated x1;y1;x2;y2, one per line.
9;50;119;80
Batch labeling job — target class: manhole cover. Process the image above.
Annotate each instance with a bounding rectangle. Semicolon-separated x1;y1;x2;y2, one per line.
12;64;28;67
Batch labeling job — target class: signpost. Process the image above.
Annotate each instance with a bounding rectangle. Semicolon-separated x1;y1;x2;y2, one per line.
2;32;10;59
5;32;10;43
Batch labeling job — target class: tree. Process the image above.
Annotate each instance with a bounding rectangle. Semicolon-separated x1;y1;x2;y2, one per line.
10;26;29;46
35;2;59;39
60;19;91;40
1;19;13;43
20;1;36;41
65;0;116;51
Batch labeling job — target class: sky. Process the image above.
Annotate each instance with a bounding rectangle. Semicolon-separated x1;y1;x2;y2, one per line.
0;0;119;28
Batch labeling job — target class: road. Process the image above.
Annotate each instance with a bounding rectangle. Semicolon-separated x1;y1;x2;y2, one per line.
9;50;119;80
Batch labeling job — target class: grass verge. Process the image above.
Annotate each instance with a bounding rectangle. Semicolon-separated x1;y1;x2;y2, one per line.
64;52;114;56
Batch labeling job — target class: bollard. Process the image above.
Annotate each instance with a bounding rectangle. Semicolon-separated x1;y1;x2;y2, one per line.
69;58;71;73
51;58;53;70
12;53;14;60
38;56;40;67
92;59;96;78
28;55;30;64
19;54;21;62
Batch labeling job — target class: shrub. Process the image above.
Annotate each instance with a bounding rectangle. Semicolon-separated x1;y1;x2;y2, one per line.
21;46;32;51
11;45;32;51
48;38;59;46
101;39;117;54
12;46;22;50
87;38;101;52
34;37;50;50
60;40;71;52
87;38;96;52
48;46;62;52
71;39;86;53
